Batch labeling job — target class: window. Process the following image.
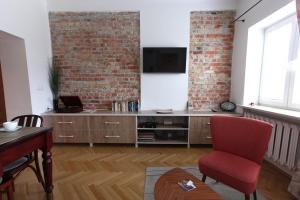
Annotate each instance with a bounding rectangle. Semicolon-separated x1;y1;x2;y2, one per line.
259;14;300;110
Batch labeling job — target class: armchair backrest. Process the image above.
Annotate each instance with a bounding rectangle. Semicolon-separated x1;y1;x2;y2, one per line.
210;116;272;164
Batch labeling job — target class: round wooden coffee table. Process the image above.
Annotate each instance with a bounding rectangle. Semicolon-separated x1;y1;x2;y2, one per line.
154;168;223;200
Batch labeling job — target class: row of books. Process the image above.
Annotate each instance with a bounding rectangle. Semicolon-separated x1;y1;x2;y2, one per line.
112;100;139;112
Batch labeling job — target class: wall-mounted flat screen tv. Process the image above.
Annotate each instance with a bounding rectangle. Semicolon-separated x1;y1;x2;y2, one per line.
143;47;187;73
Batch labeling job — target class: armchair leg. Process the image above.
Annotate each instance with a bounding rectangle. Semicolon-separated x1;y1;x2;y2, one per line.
253;190;257;200
202;175;206;183
245;194;250;200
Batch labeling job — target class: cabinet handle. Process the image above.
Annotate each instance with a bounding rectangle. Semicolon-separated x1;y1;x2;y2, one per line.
57;122;73;124
104;121;120;125
206;136;212;139
58;135;74;138
104;135;120;138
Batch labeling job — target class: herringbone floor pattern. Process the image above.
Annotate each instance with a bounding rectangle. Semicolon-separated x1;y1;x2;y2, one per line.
11;145;295;200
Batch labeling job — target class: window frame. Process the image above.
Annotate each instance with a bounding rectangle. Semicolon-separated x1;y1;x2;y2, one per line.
287;23;300;110
258;14;300;111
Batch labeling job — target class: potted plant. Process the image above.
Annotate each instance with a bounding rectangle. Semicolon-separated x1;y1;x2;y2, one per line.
48;60;60;112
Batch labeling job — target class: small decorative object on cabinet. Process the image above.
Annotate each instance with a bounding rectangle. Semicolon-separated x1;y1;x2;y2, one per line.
187;101;193;111
219;101;236;112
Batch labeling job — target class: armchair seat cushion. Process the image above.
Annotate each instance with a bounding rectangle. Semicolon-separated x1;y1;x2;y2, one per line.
199;151;261;194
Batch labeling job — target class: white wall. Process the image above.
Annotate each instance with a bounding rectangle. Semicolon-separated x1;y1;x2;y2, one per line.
48;0;237;111
0;0;52;115
231;0;295;106
141;7;190;110
0;32;32;120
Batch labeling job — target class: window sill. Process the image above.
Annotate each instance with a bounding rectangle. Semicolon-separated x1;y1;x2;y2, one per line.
240;104;300;123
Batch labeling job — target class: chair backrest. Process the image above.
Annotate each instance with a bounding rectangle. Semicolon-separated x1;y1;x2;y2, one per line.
210;116;272;164
11;115;43;127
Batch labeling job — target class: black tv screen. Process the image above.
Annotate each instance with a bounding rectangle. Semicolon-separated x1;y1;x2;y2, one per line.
143;47;187;73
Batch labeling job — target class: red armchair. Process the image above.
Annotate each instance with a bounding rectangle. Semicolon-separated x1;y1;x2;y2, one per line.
199;116;272;200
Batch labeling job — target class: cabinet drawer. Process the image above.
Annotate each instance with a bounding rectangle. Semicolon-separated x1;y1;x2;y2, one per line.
43;116;89;143
90;116;136;143
54;130;90;143
89;116;131;129
91;131;134;143
54;116;89;130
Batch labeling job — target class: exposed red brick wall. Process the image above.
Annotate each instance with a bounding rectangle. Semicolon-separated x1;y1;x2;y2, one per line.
189;11;235;111
49;12;140;109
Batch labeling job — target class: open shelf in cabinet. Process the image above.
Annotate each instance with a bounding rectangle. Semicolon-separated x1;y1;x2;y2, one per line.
137;127;189;130
137;140;188;145
137;116;189;147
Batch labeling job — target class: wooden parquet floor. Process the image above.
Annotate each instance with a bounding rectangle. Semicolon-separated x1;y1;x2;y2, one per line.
11;144;295;200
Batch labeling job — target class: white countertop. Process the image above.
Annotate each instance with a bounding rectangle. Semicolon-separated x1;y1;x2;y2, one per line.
42;110;241;117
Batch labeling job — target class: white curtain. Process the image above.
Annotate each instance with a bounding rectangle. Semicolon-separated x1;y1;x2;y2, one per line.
288;1;300;199
297;0;300;27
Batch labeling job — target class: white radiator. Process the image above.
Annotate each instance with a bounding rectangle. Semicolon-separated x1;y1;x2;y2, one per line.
244;111;300;171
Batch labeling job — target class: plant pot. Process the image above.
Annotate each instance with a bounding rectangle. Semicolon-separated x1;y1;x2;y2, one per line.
53;99;59;112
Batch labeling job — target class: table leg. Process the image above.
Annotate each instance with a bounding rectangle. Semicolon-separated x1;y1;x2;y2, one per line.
42;150;53;193
42;132;53;195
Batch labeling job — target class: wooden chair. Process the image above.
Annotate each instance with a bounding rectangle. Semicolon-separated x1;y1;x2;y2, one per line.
2;115;44;193
12;115;43;128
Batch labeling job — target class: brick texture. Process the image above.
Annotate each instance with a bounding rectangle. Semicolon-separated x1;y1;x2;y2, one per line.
49;12;140;109
188;11;235;111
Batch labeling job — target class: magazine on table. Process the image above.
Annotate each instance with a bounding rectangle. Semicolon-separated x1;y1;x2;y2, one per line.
178;180;196;191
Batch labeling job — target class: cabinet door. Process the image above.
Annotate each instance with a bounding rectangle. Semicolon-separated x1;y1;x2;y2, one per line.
90;116;136;143
43;116;54;128
189;117;212;144
44;115;89;143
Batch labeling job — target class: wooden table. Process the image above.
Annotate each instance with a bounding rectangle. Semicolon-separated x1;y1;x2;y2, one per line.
0;127;53;196
154;168;223;200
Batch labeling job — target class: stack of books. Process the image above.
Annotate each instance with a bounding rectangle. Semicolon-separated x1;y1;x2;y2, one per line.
138;132;155;142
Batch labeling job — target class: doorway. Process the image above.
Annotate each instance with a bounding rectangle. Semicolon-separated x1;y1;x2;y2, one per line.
0;31;32;120
0;62;6;123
